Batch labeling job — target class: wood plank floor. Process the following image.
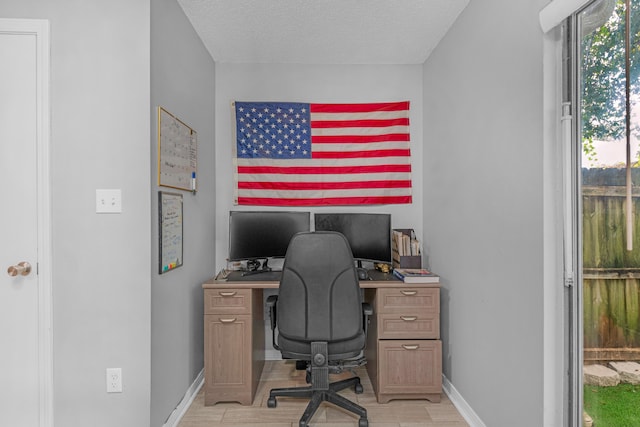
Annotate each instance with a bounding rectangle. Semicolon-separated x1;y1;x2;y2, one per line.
178;360;469;427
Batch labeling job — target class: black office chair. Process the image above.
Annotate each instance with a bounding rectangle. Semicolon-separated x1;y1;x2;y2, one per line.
266;231;372;427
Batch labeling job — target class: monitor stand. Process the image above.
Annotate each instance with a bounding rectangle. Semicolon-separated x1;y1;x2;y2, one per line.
241;258;273;276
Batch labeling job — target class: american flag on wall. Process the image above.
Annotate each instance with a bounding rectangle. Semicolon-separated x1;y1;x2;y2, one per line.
232;101;412;206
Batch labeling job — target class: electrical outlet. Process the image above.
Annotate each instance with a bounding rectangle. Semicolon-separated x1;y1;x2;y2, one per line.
106;368;122;393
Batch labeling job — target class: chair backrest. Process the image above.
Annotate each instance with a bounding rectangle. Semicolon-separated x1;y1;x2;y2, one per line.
276;231;362;344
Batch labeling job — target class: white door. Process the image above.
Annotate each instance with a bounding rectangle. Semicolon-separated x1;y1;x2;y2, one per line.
0;19;52;427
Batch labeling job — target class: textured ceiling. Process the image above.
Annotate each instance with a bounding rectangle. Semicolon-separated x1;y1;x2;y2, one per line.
177;0;470;64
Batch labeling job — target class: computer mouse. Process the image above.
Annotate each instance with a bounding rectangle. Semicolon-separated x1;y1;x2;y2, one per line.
357;268;369;280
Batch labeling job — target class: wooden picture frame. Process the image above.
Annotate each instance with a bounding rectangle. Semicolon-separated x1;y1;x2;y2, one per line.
158;107;197;192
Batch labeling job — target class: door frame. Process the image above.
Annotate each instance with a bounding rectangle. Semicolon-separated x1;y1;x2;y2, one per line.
0;18;53;426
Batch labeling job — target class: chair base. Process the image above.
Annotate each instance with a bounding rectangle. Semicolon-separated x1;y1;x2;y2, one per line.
267;376;368;427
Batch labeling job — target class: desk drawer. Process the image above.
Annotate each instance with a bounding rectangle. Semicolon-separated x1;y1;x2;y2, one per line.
377;339;442;398
377;312;440;339
376;287;439;313
204;289;252;315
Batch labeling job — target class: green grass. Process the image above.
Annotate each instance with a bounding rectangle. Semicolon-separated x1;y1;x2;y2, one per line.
584;384;640;426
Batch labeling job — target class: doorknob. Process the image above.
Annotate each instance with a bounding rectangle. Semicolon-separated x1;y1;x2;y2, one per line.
7;261;31;277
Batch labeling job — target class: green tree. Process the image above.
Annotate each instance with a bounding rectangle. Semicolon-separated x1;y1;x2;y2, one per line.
581;0;640;164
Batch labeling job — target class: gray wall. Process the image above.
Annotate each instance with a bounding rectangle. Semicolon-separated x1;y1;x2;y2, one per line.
422;0;546;426
150;0;216;425
214;63;425;271
214;64;426;359
0;0;152;426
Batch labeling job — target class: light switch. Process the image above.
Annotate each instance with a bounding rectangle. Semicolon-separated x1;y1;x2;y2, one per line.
96;189;122;213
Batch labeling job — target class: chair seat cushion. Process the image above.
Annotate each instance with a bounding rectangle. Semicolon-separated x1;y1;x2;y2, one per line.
278;332;366;361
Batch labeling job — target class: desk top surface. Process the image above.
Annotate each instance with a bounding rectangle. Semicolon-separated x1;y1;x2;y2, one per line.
203;269;440;289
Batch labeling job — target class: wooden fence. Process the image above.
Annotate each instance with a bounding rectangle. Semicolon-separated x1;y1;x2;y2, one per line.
583;182;640;362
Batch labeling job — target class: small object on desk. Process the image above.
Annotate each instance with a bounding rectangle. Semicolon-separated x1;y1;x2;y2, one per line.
357;268;370;280
215;269;231;281
392;228;422;269
392;268;439;283
246;259;261;272
375;263;390;273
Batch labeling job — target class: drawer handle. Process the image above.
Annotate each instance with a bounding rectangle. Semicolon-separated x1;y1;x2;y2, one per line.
219;318;237;323
400;290;417;296
402;344;419;350
219;291;237;297
400;316;417;322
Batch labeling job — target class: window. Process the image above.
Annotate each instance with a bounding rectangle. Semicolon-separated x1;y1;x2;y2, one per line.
564;1;640;425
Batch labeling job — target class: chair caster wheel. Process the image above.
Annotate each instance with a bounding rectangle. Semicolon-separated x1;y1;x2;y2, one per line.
355;383;364;394
299;421;308;427
267;397;277;408
359;417;368;427
305;371;311;384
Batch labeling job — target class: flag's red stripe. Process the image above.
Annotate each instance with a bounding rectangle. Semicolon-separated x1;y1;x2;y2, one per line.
312;134;409;143
238;180;412;190
312;149;410;159
237;164;411;175
237;195;413;206
309;102;409;114
311;118;409;128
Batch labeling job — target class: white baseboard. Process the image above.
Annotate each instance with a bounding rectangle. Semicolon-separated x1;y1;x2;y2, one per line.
163;369;204;427
442;374;486;427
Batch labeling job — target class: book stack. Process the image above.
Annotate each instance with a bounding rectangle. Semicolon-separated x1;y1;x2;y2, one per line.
392;228;421;269
392;268;439;283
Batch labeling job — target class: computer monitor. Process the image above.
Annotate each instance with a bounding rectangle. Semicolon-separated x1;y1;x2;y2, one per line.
228;211;310;272
314;213;392;267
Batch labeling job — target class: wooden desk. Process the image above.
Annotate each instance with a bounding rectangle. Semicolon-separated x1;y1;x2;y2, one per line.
202;270;441;406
